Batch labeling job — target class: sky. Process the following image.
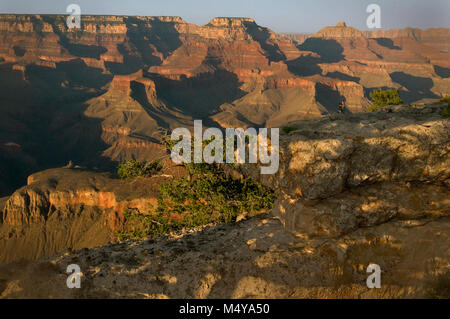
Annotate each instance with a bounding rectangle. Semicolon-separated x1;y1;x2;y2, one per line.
0;0;448;33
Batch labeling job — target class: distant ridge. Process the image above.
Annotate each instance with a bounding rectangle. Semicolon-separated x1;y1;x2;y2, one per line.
0;14;448;197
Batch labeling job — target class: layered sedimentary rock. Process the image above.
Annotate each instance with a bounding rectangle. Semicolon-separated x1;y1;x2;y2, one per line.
241;102;450;239
1;102;449;299
1;213;448;299
282;23;449;106
0;14;449;218
314;21;366;39
364;28;450;53
286;25;450;53
0;164;184;264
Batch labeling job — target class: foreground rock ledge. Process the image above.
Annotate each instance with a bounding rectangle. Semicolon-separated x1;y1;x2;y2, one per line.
0;214;449;299
0;103;449;298
0;167;177;264
241;103;450;239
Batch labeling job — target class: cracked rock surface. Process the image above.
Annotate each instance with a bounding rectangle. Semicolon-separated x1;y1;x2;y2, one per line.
0;214;449;299
1;103;449;299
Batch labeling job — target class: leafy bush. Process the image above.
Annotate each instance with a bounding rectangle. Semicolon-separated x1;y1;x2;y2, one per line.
438;96;450;117
368;88;403;112
439;96;450;104
441;104;450;117
116;133;277;241
158;166;275;220
117;159;163;179
282;126;297;134
117;165;276;241
116;208;172;241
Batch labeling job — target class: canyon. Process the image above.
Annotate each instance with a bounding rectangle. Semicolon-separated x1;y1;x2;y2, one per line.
0;102;448;298
0;14;449;298
0;15;449;196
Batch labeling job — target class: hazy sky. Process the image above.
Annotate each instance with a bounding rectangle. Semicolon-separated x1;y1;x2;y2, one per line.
0;0;448;33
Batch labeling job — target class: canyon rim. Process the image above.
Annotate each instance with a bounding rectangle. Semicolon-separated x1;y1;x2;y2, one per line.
0;6;449;301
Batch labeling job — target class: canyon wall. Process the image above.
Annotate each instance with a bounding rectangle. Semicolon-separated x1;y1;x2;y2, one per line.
0;14;449;198
0;167;176;264
1;101;448;299
240;102;449;239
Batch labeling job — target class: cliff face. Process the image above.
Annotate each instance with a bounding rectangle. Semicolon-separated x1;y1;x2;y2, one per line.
241;102;449;238
1;102;448;299
0;14;449;196
0;166;181;264
289;26;450;54
364;28;450;53
314;21;366;39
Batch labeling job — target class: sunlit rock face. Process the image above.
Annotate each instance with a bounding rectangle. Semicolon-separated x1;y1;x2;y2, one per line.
0;102;449;299
0;161;185;264
0;15;448;196
240;102;450;239
314;21;366;39
0;13;449;295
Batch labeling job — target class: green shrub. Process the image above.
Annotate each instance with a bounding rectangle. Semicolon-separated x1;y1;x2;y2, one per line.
368;88;403;112
282;126;297;134
117;159;163;179
439;96;450;104
441;104;450;117
117;165;276;241
438;96;450;117
116;134;277;241
116;208;173;241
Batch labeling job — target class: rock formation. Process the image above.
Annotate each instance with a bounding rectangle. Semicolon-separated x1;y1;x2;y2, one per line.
314;21;365;39
0;161;185;264
364;28;450;53
0;15;449;196
0;101;448;299
241;102;449;238
0;14;449;298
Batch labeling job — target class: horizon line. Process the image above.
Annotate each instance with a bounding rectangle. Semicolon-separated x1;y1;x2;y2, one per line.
0;13;449;34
